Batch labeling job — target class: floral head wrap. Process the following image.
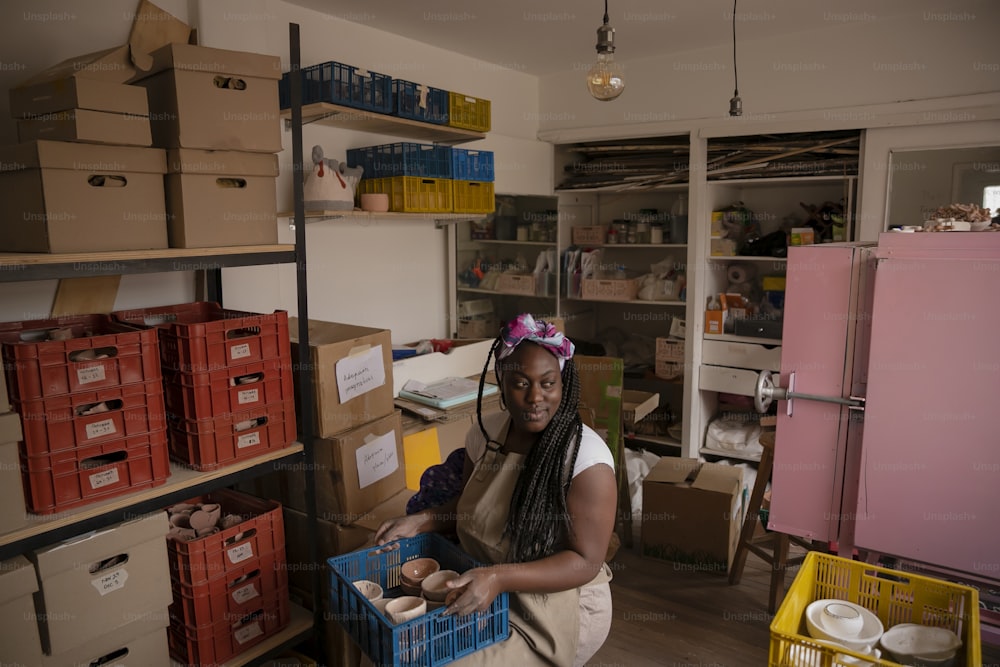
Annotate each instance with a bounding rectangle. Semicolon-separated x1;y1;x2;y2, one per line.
496;313;574;369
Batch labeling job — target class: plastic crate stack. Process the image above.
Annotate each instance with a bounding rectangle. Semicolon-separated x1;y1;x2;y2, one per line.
111;302;296;471
349;142;495;214
0;314;169;515
165;489;290;664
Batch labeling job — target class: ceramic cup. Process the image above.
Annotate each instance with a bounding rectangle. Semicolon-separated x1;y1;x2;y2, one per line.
385;596;427;625
421;570;461;602
821;602;865;638
353;579;384;602
169;512;192;529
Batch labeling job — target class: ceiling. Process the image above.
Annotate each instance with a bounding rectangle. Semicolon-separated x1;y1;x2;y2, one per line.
282;0;961;76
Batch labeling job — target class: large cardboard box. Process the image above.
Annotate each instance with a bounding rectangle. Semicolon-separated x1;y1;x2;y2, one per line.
29;512;172;654
0;441;30;535
640;458;745;574
0;140;168;253
134;43;282;152
10;78;149;118
575;355;624;462
164;148;278;248
17;108;152;146
289;318;394;437
392;338;494;397
0;556;44;667
43;612;169;667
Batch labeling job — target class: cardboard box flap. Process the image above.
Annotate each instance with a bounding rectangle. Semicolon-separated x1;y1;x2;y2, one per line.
166;148;279;176
623;390;659;427
138;42;282;80
31;512;168;573
126;0;192;73
0;140;166;174
0;556;38;605
691;463;743;496
644;457;701;485
9;79;149;117
290;318;387;346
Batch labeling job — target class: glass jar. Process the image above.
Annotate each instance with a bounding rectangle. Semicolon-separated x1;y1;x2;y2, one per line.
650;223;664;244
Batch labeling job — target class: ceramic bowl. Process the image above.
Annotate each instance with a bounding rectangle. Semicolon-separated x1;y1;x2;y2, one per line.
385;595;427;625
400;558;440;587
421;569;461;602
821;602;866;638
879;624;962;666
401;582;424;597
360;193;390;213
786;639;881;667
805;599;884;652
353;579;383;602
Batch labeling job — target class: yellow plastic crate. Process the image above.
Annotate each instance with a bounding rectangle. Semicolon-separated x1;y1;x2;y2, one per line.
448;92;491;132
451;180;495;213
770;552;981;667
358;176;452;213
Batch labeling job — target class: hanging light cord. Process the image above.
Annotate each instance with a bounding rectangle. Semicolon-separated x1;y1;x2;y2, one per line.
731;0;739;96
603;0;609;26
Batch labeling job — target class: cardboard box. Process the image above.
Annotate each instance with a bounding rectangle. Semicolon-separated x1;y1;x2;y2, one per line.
641;458;745;573
0;556;44;667
289;318;394;437
0;438;30;536
10;78;149;118
134;43;282;152
164;148;278;248
654;359;685;381
495;273;537;296
43;613;169;667
392;338;494;398
622;390;658;431
0;371;9;413
0;140;168;253
572;225;606;245
790;227;815;246
17;108;152;146
580;276;640;301
655;337;685;362
29;512;172;655
576;355;624;463
457;316;497;339
710;237;738;256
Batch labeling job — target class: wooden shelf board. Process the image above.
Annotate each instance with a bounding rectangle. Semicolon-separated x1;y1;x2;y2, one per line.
279;210;485;221
626;434;682;448
0;444;304;551
472;239;556;247
170;602;314;667
584;243;687;249
457;287;556;298
704;333;782;346
0;245;296;267
282;102;486;144
566;297;686;307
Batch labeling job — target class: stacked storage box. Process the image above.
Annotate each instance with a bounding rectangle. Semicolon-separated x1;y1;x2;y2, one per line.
165;489;289;664
451;146;495;213
132;43;282;248
112;302;297;471
28;513;173;667
655;336;685;381
0;315;169;515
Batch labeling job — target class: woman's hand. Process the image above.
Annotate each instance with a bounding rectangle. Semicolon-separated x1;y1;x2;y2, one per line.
374;514;427;545
442;567;501;616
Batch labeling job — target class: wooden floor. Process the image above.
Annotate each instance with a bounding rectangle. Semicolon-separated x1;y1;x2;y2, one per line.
587;539;1000;666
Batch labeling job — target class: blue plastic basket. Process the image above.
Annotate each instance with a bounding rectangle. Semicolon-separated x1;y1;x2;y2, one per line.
300;61;393;113
328;534;509;667
451;149;495;182
392;80;449;125
348;143;453;179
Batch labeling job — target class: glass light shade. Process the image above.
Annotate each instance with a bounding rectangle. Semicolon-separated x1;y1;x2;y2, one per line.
587;52;625;101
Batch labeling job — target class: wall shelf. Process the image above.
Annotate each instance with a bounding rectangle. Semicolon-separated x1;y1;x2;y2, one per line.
565;297;686;307
704;333;782;346
700;446;761;463
280;103;486;145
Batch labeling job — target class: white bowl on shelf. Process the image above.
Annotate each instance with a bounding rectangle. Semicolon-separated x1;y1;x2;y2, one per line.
805;599;884;653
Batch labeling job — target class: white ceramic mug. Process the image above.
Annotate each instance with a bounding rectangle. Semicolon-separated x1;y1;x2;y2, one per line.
385;596;426;625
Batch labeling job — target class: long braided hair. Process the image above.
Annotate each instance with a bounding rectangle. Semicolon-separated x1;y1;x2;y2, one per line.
475;337;584;563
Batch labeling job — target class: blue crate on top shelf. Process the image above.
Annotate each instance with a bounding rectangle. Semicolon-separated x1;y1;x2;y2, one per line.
451;148;495;182
299;61;393;113
391;80;449;125
348;142;453;179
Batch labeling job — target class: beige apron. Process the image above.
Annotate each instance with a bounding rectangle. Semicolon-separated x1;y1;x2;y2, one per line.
449;419;610;667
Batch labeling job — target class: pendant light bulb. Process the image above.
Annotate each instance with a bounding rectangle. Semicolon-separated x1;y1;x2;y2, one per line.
587;2;624;101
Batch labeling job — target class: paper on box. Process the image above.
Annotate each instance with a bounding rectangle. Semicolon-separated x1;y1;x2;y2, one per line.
355;430;400;489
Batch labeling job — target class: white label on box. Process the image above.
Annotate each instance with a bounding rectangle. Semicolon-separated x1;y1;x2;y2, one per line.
90;468;120;489
237;388;259;405
232;582;260;604
77;364;107;385
605;385;623;398
85;418;117;440
234;621;263;645
228;542;254;564
336;344;386;404
237;431;261;449
91;568;128;595
355;431;399;489
231;342;251;360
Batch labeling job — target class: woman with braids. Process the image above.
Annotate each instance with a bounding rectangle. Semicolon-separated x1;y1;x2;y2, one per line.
374;313;617;666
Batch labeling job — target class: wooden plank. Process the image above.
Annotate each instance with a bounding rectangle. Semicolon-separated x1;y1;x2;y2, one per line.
50;275;121;316
282;102;485;145
0;244;294;267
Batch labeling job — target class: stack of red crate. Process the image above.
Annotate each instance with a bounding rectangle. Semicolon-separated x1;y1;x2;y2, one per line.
165;489;290;664
0;314;169;514
112;302;297;471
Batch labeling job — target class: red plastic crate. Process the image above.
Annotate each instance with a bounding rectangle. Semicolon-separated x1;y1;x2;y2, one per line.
20;429;169;515
112;302;291;373
169;546;288;629
168;585;290;666
15;379;166;456
0;314;162;401
167;489;285;586
163;357;294;422
167;398;296;471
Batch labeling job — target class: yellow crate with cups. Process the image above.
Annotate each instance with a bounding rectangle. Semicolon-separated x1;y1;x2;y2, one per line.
357;176;452;213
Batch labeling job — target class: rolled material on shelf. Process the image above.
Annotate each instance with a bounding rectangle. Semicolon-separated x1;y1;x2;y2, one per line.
727;263;757;285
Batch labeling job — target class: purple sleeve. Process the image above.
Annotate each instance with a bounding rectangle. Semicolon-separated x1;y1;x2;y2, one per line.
405;448;467;515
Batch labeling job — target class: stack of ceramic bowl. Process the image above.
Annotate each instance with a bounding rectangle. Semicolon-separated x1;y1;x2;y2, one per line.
400;557;440;597
421;570;461;610
803;599;885;664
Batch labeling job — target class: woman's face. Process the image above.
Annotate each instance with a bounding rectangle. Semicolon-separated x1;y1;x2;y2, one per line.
500;342;563;434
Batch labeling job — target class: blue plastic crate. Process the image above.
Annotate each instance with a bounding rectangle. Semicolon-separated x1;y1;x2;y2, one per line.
301;61;393;113
451;149;495;182
328;534;509;667
391;80;449;125
348;142;452;179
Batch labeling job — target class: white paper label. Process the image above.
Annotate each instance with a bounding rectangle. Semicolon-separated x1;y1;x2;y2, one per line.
228;542;254;564
237;431;261;449
234;621;263;645
76;364;107;385
232;582;259;604
91;568;128;596
230;342;251;360
336;344;386;404
90;468;120;489
85;418;117;440
237;388;259;405
355;431;399;489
